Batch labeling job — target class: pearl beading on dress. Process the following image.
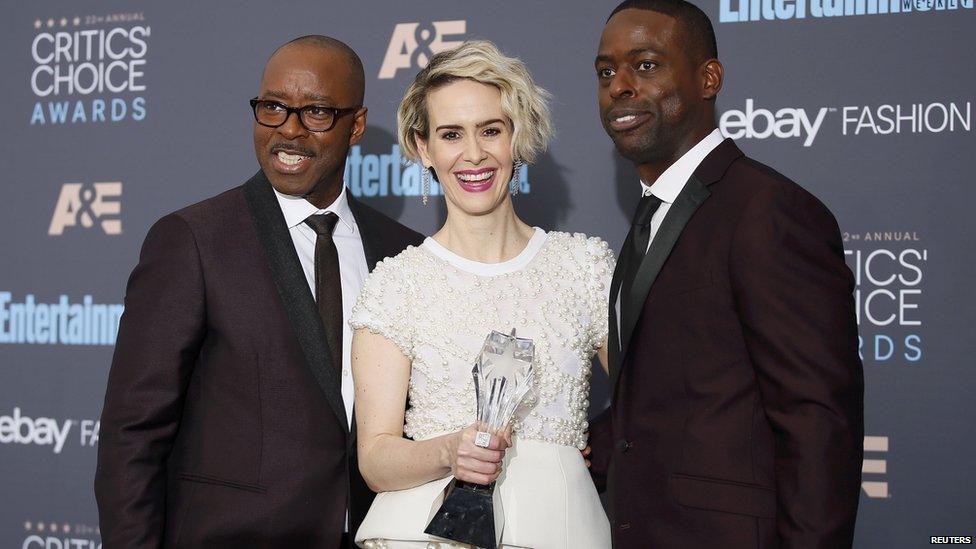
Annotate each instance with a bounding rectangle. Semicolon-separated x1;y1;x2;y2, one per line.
362;540;474;548
350;232;614;450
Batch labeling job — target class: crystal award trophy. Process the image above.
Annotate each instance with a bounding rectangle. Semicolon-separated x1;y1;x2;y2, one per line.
425;329;535;549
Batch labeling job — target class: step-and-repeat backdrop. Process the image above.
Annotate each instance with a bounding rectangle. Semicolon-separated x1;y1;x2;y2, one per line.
2;1;973;547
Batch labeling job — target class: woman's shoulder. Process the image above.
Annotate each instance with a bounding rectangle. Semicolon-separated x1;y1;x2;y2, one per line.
543;231;615;263
369;241;432;279
352;243;431;327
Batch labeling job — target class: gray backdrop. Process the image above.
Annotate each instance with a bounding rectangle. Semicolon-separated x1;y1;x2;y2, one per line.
2;1;974;547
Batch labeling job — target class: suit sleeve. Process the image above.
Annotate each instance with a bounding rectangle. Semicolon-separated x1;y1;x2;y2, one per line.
587;407;612;492
729;184;864;549
94;213;206;548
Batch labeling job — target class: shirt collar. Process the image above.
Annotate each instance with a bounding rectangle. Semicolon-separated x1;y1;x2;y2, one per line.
639;128;725;202
272;184;357;233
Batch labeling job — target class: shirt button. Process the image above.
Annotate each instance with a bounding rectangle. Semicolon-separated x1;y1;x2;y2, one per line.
615;439;633;453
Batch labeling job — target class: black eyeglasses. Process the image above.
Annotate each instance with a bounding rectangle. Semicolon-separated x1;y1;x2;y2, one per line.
250;98;361;132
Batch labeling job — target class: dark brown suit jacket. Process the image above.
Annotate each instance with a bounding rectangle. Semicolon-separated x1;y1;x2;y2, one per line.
590;139;864;549
94;171;423;548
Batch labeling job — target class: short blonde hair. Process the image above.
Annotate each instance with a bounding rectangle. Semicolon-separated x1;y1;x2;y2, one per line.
397;40;553;164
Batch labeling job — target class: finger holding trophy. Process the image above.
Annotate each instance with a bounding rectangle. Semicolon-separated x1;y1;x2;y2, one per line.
447;424;510;486
426;329;535;548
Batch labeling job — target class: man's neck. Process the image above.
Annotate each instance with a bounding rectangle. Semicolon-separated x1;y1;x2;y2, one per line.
636;125;715;187
304;177;344;209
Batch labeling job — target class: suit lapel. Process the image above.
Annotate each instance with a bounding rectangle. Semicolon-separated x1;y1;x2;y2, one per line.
607;229;632;390
243;172;349;433
618;177;711;363
346;194;382;272
613;138;744;385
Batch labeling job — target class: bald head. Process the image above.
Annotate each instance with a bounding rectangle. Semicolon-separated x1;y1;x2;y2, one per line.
253;35;369;208
266;35;365;105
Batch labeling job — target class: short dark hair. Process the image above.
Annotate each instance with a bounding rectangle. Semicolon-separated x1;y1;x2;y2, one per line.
608;0;718;62
274;35;366;104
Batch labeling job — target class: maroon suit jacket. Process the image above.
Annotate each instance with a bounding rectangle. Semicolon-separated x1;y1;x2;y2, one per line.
94;172;423;548
590;139;864;549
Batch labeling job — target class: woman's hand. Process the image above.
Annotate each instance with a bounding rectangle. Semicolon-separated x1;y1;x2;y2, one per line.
444;424;511;485
581;430;592;467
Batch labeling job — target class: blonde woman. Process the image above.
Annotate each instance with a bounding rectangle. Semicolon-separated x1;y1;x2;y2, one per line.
350;41;612;548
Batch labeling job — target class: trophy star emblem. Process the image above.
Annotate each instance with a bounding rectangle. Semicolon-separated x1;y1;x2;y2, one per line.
428;328;536;548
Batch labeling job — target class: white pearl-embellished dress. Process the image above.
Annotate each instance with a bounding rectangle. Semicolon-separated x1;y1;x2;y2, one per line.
350;228;613;549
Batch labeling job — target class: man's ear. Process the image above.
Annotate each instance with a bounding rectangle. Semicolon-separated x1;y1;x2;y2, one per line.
349;107;368;146
702;59;724;100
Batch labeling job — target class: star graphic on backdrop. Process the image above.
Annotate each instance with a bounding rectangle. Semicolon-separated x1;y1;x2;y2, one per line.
62;523;71;533
46;18;54;28
33;20;42;29
73;16;80;26
23;521;31;531
59;17;68;26
37;522;46;532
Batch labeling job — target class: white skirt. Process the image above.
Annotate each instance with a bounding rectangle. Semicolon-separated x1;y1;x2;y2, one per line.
355;437;611;549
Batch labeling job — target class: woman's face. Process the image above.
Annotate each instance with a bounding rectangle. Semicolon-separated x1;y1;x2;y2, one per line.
416;79;515;217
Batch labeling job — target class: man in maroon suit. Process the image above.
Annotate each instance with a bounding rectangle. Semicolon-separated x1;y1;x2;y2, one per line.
94;36;422;548
589;1;864;547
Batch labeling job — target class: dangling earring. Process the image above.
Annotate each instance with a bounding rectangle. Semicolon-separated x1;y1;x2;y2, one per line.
510;159;524;196
422;166;430;205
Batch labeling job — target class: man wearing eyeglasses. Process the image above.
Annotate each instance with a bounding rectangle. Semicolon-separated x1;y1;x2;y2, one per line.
95;35;422;549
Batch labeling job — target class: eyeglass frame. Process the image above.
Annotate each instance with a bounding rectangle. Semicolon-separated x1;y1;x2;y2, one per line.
249;97;362;132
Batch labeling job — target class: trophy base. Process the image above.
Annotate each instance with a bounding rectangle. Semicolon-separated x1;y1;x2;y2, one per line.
424;479;501;549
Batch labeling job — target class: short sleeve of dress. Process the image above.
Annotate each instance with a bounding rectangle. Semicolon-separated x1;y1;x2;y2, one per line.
583;236;615;351
349;251;416;359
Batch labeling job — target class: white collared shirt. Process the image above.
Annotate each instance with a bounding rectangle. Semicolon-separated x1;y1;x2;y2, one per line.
638;128;725;253
272;185;369;430
615;128;726;335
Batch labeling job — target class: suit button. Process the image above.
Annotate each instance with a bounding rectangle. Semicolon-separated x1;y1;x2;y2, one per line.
615;439;633;453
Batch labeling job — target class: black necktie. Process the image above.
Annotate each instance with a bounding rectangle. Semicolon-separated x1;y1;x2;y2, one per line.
305;213;343;380
620;193;663;313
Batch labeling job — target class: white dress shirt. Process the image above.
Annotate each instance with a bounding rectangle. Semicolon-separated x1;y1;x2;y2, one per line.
272;185;368;430
615;128;726;334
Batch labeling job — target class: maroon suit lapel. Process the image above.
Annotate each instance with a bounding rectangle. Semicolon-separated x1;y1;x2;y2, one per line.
242;172;349;433
610;139;744;394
